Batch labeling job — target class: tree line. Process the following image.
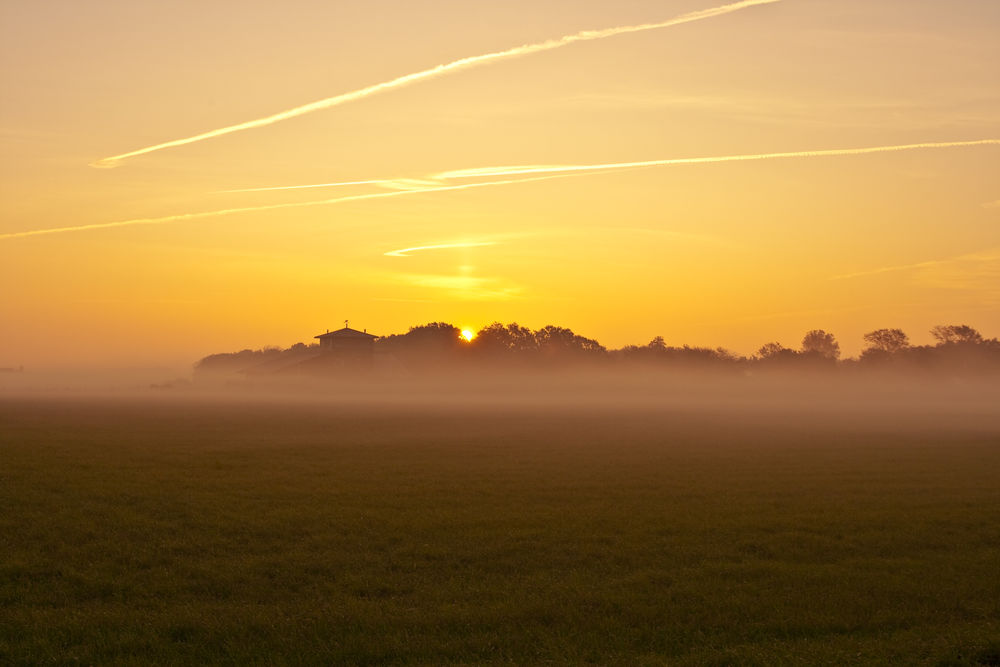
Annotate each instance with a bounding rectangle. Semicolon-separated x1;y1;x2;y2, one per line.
196;322;1000;376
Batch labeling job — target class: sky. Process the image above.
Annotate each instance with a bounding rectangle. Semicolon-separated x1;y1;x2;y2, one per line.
1;0;998;369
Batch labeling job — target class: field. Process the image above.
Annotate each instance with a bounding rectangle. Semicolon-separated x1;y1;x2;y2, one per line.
2;394;1000;665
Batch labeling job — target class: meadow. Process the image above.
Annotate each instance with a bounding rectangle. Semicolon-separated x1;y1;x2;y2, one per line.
2;393;999;665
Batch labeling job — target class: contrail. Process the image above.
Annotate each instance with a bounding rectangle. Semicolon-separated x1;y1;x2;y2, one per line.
432;139;1000;180
0;175;566;241
385;241;497;257
217;138;1000;194
12;138;994;241
90;0;781;168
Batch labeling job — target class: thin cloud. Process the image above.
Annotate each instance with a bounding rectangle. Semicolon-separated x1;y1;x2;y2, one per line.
90;0;781;168
831;248;1000;289
385;241;498;257
982;200;1000;209
391;273;523;300
562;93;1000;130
382;227;716;262
831;259;944;281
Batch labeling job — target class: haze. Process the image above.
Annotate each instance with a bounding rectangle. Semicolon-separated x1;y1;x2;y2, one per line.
2;0;999;371
3;3;1000;659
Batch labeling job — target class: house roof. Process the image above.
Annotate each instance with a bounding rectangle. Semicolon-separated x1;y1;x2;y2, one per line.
314;327;378;340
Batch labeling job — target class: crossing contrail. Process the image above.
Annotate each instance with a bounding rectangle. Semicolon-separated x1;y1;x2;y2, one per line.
217;138;1000;194
90;0;782;168
431;139;1000;180
10;139;995;241
0;175;566;241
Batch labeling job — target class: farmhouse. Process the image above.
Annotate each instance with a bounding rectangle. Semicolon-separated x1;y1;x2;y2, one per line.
315;325;378;352
312;324;379;370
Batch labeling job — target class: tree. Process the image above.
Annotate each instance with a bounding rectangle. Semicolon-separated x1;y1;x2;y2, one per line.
930;325;983;345
377;322;466;369
402;322;462;346
862;328;909;354
472;322;537;355
757;342;795;360
535;325;605;356
801;330;840;360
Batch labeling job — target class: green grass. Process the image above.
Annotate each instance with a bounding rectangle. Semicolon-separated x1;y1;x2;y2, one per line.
2;397;999;665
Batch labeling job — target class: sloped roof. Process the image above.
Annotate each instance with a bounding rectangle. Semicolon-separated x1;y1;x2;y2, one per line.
314;327;378;340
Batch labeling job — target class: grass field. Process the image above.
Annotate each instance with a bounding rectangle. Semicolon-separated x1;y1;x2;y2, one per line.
2;395;1000;665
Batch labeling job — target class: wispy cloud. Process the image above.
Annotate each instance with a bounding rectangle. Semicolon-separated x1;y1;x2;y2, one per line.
386;272;522;300
384;241;498;257
562;93;1000;130
831;259;944;281
90;0;781;168
832;247;1000;302
982;200;1000;209
381;226;718;262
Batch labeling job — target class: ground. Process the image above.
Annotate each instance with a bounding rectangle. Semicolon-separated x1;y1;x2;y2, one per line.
1;395;999;665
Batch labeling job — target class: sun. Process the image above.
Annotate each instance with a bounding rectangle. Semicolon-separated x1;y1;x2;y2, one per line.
461;328;476;342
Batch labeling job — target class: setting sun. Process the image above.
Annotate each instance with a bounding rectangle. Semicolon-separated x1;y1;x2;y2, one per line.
461;329;476;342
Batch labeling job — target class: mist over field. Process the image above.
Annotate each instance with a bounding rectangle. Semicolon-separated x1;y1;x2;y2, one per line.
3;320;1000;664
3;388;999;665
4;0;1000;662
4;319;999;420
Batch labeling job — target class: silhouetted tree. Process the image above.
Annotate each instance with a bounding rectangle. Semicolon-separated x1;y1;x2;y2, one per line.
757;342;797;361
192;320;1000;380
931;325;983;345
862;328;909;354
391;322;462;348
472;322;538;356
801;330;840;360
378;322;466;369
535;325;605;357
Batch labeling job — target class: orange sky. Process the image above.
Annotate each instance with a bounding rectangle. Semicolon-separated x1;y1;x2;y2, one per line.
1;0;998;369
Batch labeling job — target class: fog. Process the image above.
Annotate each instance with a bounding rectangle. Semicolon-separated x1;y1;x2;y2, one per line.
4;319;998;427
3;362;997;430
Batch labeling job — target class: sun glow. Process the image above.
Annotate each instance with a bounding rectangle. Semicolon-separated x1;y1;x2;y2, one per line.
461;329;476;342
